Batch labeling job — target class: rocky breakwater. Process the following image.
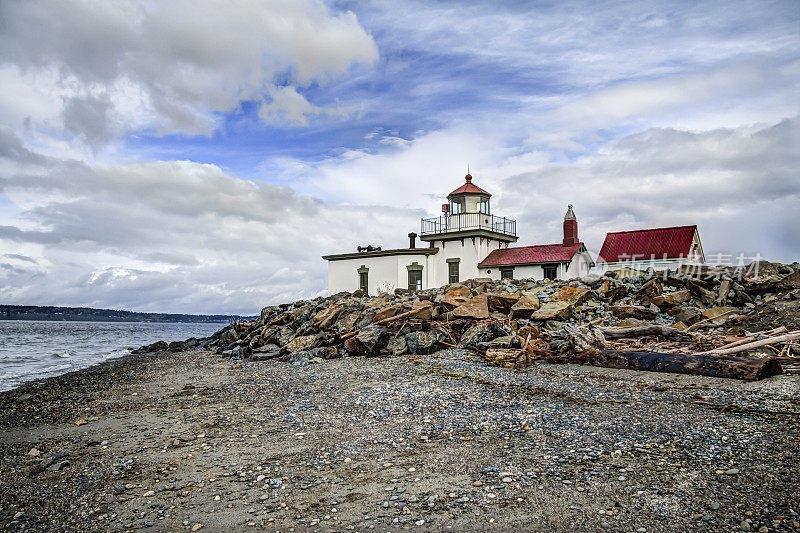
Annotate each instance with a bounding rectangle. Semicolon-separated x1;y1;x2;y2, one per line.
136;260;800;380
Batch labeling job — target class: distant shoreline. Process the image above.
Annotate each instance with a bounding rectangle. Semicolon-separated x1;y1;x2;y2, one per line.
0;304;255;324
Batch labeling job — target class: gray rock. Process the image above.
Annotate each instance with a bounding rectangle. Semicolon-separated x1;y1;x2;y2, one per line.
458;323;495;348
405;330;446;355
387;336;408;356
356;325;390;356
290;351;310;367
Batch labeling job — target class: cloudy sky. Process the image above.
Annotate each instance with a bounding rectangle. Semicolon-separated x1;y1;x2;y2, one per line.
0;0;798;314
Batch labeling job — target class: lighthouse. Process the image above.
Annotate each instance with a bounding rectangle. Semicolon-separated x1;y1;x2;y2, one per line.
322;171;594;294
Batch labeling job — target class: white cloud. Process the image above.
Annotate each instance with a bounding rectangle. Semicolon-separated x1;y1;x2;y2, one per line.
0;0;378;147
0;131;422;313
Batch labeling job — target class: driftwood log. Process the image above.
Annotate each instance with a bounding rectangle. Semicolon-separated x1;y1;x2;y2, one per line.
597;325;693;340
543;350;782;381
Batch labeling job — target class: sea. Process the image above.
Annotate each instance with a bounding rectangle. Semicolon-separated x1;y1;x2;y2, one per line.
0;320;227;392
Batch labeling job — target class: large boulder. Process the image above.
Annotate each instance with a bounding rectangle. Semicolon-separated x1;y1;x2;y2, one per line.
372;304;404;322
608;305;657;320
531;301;573;320
636;278;663;305
743;261;784;293
453;294;490;320
652;290;691;307
441;286;471;310
604;285;629;302
509;294;541;319
701;306;738;320
313;305;341;330
458;322;496;348
405;330;447;355
410;301;434;321
687;278;715;305
276;327;295;347
334;311;360;335
289;351;310;367
387;336;408;356
488;292;520;314
285;334;316;353
675;307;702;325
554;286;591;306
251;344;281;361
354;325;390;356
778;269;800;291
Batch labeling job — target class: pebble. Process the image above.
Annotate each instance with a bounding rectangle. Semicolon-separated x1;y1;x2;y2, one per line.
191;525;203;532
473;481;483;487
415;520;425;526
709;502;720;510
725;468;740;475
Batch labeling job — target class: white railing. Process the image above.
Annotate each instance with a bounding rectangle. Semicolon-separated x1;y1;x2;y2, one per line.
420;213;516;237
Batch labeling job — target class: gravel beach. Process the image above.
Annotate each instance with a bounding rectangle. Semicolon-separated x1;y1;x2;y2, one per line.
0;348;798;532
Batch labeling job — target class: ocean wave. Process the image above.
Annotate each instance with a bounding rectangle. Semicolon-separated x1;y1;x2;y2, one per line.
54;351;73;359
38;363;73;374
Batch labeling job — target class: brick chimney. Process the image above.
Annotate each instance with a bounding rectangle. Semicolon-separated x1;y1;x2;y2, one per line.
563;204;579;246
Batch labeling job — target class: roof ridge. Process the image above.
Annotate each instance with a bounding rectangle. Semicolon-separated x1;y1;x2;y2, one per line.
604;224;697;235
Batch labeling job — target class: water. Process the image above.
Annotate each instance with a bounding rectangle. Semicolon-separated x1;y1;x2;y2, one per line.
0;320;227;392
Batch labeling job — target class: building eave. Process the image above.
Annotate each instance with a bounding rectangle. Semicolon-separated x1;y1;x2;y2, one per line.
322;248;439;261
419;229;518;243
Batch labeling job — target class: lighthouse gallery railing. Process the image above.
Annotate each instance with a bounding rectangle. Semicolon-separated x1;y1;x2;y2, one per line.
420;213;516;237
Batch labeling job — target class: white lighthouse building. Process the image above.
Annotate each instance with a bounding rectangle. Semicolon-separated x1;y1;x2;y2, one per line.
322;172;594;295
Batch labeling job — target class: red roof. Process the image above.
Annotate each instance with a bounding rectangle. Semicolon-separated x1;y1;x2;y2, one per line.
597;225;697;263
449;173;491;197
479;243;582;267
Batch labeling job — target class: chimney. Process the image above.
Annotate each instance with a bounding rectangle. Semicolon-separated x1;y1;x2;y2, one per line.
408;232;417;249
562;204;579;246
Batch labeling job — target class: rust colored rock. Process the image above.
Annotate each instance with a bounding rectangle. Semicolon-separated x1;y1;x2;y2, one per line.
313;304;341;330
372;304;403;322
410;301;434;321
609;305;656;320
605;285;629;302
441;286;471;310
488;292;520;313
285;335;316;353
453;293;490;320
652;290;691;307
531;300;573;320
510;294;541;318
555;286;591;306
701;306;738;320
637;278;663;304
687;278;715;305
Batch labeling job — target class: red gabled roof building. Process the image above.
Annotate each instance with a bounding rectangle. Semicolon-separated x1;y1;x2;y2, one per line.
597;225;704;267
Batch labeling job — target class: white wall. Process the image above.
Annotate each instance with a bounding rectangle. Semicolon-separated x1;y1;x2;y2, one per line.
428;237;509;286
476;250;593;281
327;253;436;295
566;250;593;278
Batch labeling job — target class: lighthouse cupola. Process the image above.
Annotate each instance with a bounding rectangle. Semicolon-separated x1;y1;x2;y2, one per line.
446;173;491;215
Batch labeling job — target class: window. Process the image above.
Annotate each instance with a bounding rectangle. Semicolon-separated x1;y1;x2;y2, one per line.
479;197;490;214
408;269;422;290
450;197;464;214
448;261;459;283
357;265;369;294
542;264;558;280
500;267;514;280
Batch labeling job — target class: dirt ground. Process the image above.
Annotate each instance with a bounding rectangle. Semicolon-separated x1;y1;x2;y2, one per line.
0;348;798;532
